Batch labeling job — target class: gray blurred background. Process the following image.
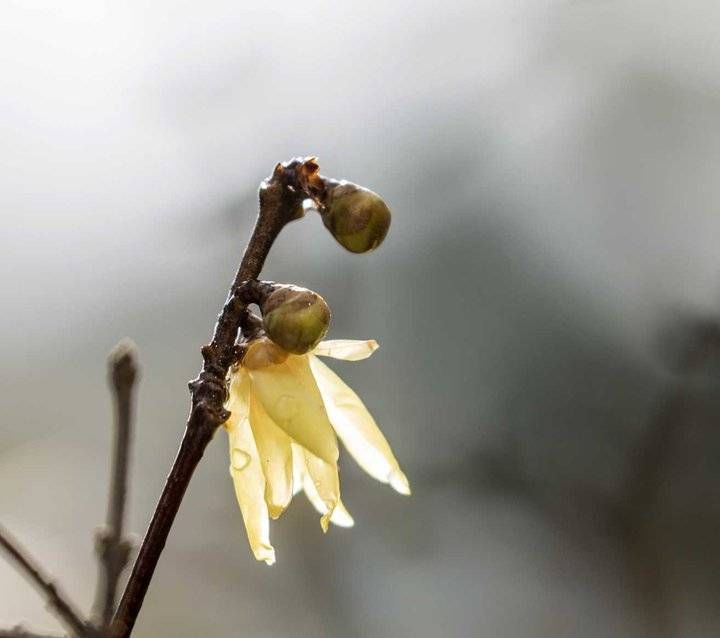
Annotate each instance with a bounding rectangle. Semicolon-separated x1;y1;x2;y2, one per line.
2;1;720;636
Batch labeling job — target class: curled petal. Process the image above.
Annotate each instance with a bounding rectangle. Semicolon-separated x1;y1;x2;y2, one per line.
313;339;379;361
226;415;275;565
249;390;294;519
309;355;411;495
292;444;354;529
249;355;338;464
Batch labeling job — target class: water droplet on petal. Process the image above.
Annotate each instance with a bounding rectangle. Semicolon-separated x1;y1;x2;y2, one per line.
231;448;251;471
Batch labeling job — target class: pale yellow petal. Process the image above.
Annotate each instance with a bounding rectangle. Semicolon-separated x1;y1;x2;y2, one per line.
313;339;379;361
327;499;354;528
292;444;305;496
292;443;354;529
225;368;252;426
309;355;411;495
303;451;340;533
249;355;339;465
227;416;276;565
249;389;294;519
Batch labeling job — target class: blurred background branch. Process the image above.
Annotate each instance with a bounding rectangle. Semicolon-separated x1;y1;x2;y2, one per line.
0;524;87;636
92;342;139;632
1;342;140;637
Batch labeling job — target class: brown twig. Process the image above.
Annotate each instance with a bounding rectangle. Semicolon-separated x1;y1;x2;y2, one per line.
92;341;139;630
111;157;330;637
0;524;88;636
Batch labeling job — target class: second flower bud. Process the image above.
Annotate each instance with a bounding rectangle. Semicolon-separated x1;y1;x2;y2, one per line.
261;285;331;355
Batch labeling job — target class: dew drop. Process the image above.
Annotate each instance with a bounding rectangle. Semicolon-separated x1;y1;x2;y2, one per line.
231;448;251;471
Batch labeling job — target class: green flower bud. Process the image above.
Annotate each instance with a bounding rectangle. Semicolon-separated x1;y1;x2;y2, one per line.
261;285;331;354
321;181;391;253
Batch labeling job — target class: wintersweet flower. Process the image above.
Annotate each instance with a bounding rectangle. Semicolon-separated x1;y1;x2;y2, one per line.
223;336;410;565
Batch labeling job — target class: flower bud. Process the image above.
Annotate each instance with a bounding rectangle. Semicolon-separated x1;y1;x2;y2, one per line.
321;182;391;253
261;285;331;354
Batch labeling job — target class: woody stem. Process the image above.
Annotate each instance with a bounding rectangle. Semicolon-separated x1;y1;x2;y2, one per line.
110;158;321;637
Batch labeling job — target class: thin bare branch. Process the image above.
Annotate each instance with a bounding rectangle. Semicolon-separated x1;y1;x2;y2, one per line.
0;524;87;636
92;341;139;630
